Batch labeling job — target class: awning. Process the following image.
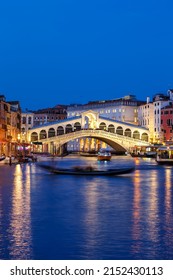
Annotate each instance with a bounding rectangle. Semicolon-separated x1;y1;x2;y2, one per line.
32;141;43;145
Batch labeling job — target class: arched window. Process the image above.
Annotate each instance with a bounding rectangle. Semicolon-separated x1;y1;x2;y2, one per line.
108;124;115;133
133;130;140;139
28;117;32;124
48;128;55;138
65;124;73;133
124;128;131;137
74;122;81;131
40;130;47;139
99;122;106;130
22;117;26;124
31;132;38;142
141;133;148;142
116;126;123;135
57;126;64;135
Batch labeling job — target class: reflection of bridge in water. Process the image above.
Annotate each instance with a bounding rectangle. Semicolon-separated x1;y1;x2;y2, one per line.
28;110;150;154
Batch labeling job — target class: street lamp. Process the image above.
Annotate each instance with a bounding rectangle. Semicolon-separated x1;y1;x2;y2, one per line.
17;134;21;142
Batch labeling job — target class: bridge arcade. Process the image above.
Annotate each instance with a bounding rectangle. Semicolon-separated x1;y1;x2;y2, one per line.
28;110;150;154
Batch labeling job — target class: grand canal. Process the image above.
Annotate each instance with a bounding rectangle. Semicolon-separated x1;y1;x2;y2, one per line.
0;156;173;260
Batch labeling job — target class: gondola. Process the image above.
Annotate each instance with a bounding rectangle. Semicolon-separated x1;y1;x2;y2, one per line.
38;164;135;176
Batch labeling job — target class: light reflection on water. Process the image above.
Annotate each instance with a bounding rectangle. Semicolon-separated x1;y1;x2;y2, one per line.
147;169;159;240
145;169;159;259
0;156;173;260
132;169;142;254
82;178;102;258
8;164;33;259
164;168;173;251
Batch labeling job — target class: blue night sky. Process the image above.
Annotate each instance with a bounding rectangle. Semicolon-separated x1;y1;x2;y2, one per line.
0;0;173;110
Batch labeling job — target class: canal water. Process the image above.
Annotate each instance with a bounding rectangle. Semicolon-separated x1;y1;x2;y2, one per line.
0;156;173;260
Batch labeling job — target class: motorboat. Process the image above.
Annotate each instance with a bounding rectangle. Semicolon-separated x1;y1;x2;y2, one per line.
38;163;135;176
97;149;112;161
156;146;173;165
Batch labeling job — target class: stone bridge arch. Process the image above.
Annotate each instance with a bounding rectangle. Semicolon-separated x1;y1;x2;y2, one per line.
40;129;149;154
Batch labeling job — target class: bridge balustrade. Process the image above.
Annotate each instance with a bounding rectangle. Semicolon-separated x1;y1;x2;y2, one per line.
30;127;149;143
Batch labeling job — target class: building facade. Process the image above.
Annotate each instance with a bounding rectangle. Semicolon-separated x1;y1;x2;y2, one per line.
161;103;173;141
33;105;67;126
67;95;145;124
138;91;173;143
0;95;21;156
21;112;34;143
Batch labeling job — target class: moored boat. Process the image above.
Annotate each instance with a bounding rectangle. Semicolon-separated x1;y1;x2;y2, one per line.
156;146;173;164
97;149;111;161
0;155;5;162
80;152;97;157
0;156;18;164
0;155;37;164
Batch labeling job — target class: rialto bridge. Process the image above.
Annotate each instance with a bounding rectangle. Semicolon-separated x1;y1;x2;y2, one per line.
28;110;150;154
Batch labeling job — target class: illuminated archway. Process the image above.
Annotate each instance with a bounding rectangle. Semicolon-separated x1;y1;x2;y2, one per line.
31;132;38;142
40;130;47;140
48;128;55;138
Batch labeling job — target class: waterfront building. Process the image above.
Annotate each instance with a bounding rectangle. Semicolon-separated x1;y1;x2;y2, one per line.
138;97;155;142
21;112;34;143
0;95;9;155
67;95;144;124
32;105;67;126
152;93;172;143
0;95;21;156
138;91;173;143
9;101;21;155
161;103;173;142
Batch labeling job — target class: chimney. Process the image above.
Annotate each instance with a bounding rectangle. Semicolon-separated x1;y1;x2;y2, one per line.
146;97;150;104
